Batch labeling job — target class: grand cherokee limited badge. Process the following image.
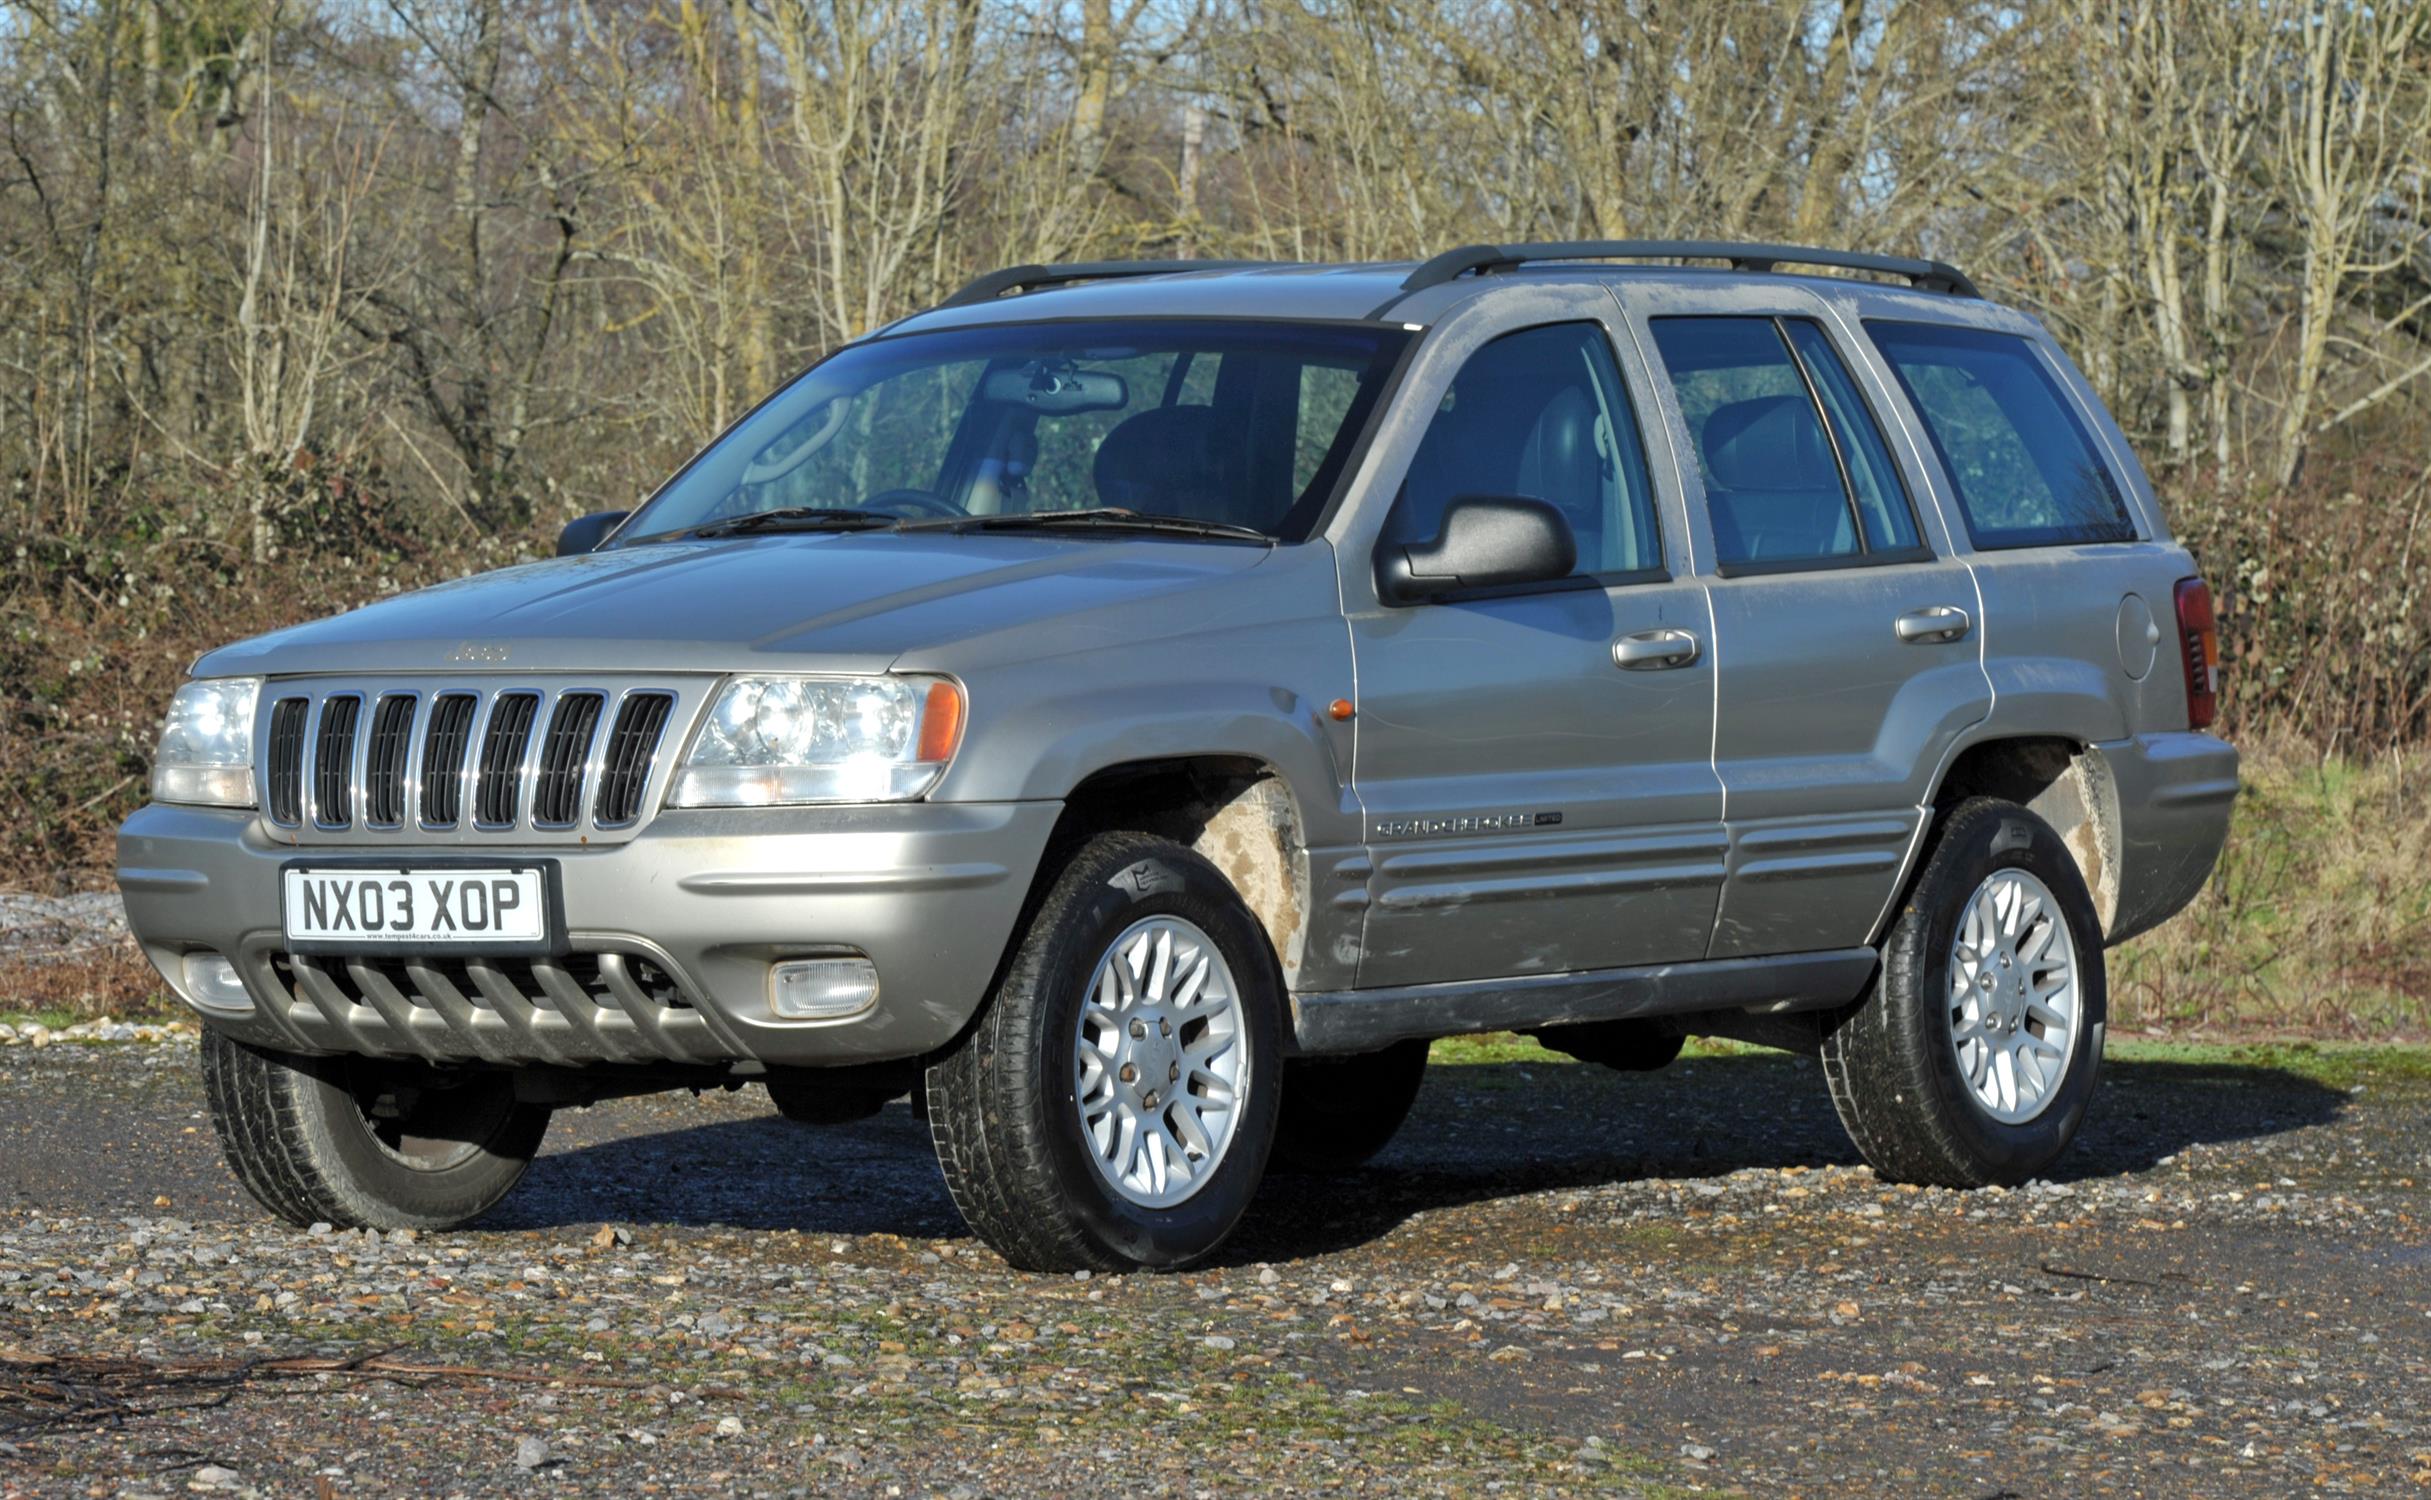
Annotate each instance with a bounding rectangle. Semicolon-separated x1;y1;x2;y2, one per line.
1371;810;1563;839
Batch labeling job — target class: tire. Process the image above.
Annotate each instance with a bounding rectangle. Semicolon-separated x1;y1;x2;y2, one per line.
1821;798;2107;1188
1272;1040;1429;1172
201;1031;549;1231
925;830;1284;1272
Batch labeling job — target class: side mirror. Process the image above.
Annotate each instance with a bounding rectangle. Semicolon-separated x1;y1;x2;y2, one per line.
556;510;630;557
1376;494;1577;604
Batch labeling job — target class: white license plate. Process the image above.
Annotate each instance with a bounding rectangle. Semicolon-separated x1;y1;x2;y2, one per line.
282;867;549;949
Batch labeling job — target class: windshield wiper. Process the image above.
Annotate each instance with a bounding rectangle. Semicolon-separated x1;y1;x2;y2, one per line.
683;507;897;539
899;508;1274;543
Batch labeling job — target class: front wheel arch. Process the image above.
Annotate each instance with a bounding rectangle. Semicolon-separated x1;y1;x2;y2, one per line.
1021;756;1312;989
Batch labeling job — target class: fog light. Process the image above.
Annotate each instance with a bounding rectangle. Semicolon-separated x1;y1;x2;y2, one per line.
180;952;254;1016
769;957;880;1022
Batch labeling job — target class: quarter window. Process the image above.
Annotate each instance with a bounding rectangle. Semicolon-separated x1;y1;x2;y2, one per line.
1648;316;1927;570
1386;322;1662;581
1867;322;2136;549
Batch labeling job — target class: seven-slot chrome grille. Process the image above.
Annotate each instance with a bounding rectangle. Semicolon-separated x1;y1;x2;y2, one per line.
254;678;706;843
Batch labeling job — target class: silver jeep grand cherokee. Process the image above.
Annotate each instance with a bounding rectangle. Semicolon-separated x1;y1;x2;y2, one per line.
118;242;2237;1271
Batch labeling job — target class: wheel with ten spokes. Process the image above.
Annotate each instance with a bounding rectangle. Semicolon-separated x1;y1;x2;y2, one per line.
925;831;1283;1272
1821;798;2107;1188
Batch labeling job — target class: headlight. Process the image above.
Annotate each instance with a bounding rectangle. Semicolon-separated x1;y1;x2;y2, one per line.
670;675;965;807
151;677;261;808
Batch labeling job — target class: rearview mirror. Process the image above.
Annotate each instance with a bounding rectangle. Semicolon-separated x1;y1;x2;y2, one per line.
1376;494;1577;603
556;510;629;556
980;363;1130;414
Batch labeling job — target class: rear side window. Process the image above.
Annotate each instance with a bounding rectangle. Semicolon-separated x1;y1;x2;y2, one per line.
1649;316;1926;570
1867;322;2136;549
1783;322;1917;553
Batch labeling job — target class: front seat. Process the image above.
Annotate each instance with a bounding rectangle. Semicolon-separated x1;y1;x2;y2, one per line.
1092;406;1258;527
1391;374;1605;562
1513;384;1604;565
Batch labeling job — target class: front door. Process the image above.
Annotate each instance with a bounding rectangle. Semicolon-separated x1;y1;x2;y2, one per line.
1633;299;1993;959
1342;306;1724;987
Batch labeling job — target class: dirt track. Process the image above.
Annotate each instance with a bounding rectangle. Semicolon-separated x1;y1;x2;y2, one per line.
2;1034;2426;1496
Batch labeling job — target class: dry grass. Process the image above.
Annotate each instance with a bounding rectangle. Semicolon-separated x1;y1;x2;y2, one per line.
2111;738;2431;1041
0;945;170;1028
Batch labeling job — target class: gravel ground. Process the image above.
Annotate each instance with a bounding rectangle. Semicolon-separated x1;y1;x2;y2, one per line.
0;896;128;960
2;1033;2426;1497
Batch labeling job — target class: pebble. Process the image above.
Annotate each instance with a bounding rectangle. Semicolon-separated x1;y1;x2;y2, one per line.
0;1032;2420;1496
0;891;129;949
0;1015;195;1048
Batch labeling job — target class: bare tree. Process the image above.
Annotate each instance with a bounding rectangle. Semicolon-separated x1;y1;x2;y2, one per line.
2269;0;2431;489
751;0;987;343
343;0;585;526
232;19;391;556
0;0;2422;528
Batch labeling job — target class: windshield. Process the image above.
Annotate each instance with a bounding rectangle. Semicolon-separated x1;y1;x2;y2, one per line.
619;319;1413;544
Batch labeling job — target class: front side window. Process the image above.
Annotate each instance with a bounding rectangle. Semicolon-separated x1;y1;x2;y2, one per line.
1649;316;1927;570
1385;322;1662;580
1867;322;2136;549
620;319;1411;543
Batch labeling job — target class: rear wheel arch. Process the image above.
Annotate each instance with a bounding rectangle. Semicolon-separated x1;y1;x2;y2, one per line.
1914;736;2122;940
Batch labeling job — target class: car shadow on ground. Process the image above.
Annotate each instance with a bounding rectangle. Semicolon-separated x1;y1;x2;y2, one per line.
487;1053;2354;1261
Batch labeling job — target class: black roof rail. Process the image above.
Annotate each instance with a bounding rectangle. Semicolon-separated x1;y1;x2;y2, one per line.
939;259;1277;309
1397;240;1982;300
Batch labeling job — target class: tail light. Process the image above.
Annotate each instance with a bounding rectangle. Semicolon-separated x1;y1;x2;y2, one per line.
2173;577;2220;730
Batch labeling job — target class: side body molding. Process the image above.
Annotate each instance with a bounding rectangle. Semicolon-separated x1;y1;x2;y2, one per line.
1291;947;1880;1055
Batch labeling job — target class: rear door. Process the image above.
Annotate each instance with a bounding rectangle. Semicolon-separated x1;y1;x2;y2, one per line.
1338;288;1724;986
1624;287;1993;958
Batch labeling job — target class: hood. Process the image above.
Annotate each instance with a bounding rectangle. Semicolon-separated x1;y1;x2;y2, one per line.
192;532;1276;678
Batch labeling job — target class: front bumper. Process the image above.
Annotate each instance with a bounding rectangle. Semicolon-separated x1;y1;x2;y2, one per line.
117;800;1060;1068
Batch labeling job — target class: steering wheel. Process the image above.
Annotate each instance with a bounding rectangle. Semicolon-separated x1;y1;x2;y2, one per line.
860;488;963;519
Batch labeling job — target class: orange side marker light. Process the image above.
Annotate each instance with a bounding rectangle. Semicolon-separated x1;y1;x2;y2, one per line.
919;681;968;761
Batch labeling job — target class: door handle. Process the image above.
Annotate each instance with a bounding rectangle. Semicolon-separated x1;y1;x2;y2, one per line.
1613;628;1702;670
1895;605;1972;644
